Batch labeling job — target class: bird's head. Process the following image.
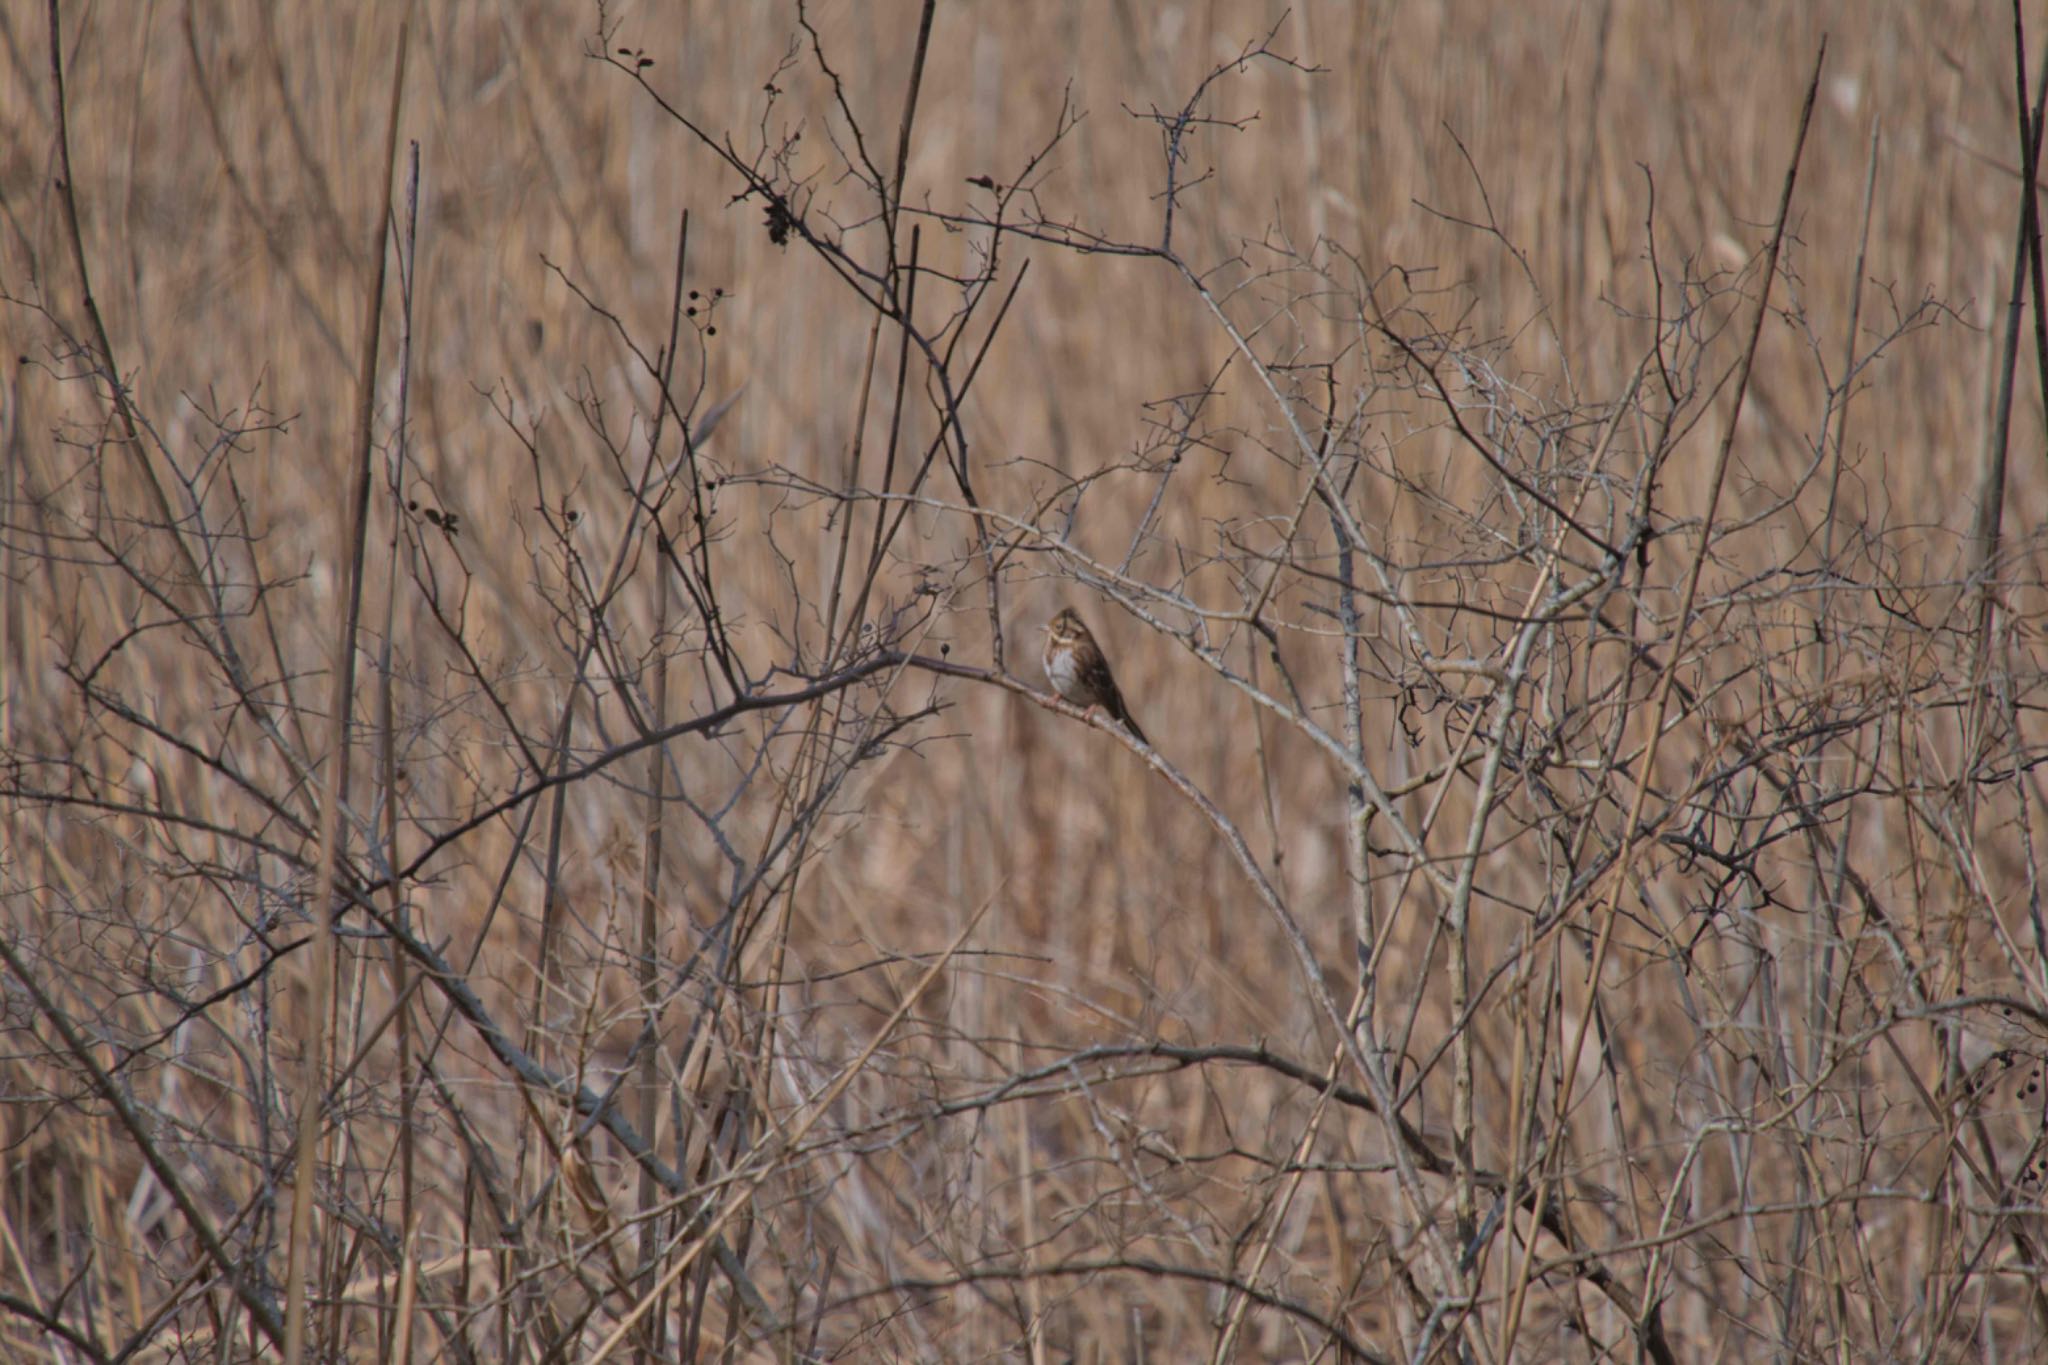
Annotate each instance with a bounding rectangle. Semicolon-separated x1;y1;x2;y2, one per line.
1046;608;1083;642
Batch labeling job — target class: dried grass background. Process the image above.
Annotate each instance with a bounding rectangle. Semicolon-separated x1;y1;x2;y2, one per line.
4;0;2048;1361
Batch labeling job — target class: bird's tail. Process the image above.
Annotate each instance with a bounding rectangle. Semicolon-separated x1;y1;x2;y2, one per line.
1115;703;1148;747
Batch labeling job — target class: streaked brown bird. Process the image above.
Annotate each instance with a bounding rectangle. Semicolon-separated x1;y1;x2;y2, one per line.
1041;607;1148;745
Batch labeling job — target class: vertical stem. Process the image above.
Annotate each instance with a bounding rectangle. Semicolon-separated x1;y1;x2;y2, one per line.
379;137;423;1365
883;0;937;254
635;539;672;1357
283;14;410;1364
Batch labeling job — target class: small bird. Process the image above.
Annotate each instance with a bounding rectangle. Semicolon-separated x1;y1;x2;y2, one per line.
1042;607;1148;745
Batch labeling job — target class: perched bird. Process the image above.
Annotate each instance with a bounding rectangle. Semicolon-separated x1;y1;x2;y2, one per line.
1041;607;1148;745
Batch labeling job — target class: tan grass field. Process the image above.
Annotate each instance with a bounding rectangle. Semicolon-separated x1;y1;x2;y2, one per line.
5;1;2048;1361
